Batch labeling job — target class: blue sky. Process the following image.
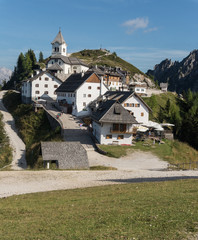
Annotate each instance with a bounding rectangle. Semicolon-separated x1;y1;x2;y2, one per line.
0;0;198;72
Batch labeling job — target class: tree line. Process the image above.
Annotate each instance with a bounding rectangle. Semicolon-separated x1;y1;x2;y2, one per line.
158;90;198;150
3;50;45;90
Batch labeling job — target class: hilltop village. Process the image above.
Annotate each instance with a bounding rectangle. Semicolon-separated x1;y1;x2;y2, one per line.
21;31;171;152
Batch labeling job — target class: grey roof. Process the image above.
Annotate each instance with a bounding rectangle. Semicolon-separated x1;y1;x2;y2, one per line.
51;31;66;45
47;63;63;71
55;71;95;93
23;70;64;83
88;66;105;76
41;142;89;169
47;55;88;67
92;100;137;124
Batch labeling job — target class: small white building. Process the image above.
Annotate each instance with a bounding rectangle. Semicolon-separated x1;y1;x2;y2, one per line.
55;71;108;116
160;83;168;92
92;101;137;145
129;81;147;96
21;70;63;103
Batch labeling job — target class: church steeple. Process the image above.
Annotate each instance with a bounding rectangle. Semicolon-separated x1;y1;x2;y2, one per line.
51;30;67;56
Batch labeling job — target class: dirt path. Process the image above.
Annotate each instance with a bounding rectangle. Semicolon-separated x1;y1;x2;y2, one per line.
0;168;198;198
0;91;26;170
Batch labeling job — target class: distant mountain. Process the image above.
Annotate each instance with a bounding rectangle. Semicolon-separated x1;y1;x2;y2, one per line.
147;50;198;93
0;67;12;84
71;49;155;87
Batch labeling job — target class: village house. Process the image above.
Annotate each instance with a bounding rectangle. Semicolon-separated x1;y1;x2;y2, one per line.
21;70;63;104
91;91;152;124
55;71;108;116
91;100;137;145
21;30;89;103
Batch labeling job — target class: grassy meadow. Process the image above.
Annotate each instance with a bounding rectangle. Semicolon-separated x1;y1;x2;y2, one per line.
0;180;198;239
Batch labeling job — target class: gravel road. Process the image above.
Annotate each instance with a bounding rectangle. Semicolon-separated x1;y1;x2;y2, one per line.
0;91;26;170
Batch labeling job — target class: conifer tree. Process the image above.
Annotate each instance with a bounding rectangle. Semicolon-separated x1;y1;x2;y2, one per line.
39;51;44;63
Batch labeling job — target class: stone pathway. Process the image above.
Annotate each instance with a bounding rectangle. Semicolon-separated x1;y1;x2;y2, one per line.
44;102;95;151
0;91;26;170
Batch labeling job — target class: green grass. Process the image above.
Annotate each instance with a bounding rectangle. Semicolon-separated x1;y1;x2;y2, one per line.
2;91;62;169
0;180;198;239
71;49;148;77
143;92;178;121
99;139;198;170
90;165;117;170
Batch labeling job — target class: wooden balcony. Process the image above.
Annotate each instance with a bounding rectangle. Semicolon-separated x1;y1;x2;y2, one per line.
110;128;133;134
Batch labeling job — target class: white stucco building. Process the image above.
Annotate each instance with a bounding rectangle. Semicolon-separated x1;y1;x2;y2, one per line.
92;101;137;145
21;71;63;103
99;91;152;124
55;72;108;116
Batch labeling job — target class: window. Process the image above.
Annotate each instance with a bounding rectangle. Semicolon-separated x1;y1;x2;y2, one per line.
59;61;61;65
136;88;140;91
52;61;54;64
45;77;49;81
83;94;86;98
141;112;144;117
97;87;100;90
88;94;91;97
35;84;39;87
124;103;127;107
63;48;65;52
54;85;58;88
55;59;58;63
54;91;57;95
44;91;48;94
44;84;48;88
135;103;140;107
73;94;75;97
106;135;112;139
83;102;86;107
35;91;39;94
88;86;91;89
113;124;119;131
39;77;41;80
117;135;124;140
141;89;144;92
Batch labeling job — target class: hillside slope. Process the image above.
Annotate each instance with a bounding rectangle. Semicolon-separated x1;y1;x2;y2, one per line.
71;49;155;87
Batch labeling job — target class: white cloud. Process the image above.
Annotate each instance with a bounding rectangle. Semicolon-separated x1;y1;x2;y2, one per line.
144;27;158;33
122;17;149;34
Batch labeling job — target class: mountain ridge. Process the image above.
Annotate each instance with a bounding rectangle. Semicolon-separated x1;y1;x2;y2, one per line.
0;67;12;84
147;49;198;93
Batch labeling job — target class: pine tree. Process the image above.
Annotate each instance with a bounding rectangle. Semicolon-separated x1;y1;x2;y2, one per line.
39;51;44;63
16;53;26;82
27;49;37;69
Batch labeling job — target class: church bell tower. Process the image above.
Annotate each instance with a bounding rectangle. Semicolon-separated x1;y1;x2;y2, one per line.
51;30;67;56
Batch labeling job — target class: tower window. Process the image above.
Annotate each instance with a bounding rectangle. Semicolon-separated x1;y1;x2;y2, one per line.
63;48;65;52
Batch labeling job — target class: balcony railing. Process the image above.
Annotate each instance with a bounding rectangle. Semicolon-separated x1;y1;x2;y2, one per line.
110;128;133;134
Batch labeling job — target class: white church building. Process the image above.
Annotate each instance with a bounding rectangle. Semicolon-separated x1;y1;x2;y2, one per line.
21;31;89;103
